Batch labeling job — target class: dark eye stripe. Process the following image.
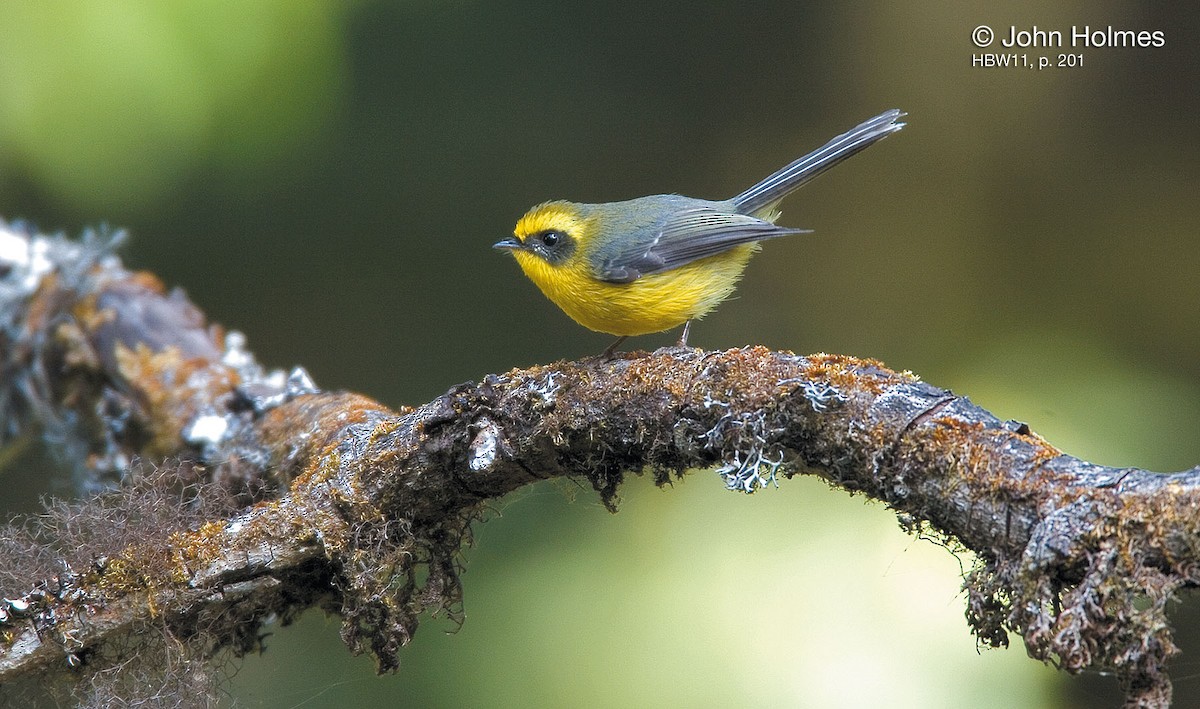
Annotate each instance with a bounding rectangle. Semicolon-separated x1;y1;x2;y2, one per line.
527;228;575;265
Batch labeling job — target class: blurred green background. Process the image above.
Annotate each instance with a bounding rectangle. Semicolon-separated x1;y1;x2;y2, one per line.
3;1;1199;707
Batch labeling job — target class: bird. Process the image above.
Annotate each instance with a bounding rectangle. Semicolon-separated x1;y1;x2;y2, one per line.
494;109;905;356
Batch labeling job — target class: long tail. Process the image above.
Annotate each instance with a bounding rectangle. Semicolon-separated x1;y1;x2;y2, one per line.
731;109;905;217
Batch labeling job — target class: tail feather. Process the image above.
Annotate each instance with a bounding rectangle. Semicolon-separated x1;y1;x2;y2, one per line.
732;109;905;217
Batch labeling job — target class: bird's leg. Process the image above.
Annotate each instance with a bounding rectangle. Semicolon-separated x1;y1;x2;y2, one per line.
675;320;693;348
601;335;629;359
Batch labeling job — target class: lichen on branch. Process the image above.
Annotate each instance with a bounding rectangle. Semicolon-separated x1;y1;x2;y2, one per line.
1;222;1196;709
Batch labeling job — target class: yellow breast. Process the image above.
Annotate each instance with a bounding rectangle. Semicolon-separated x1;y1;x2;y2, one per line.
511;243;757;336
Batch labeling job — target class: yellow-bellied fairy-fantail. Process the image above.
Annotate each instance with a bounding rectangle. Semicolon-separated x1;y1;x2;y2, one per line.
495;109;905;354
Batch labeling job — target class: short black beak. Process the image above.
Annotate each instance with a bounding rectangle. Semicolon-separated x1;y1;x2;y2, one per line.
493;237;522;251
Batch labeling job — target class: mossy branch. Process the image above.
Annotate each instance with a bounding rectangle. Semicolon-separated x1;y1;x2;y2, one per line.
0;223;1195;708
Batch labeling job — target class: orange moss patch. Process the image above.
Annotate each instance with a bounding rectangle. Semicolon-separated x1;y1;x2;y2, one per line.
126;271;168;294
803;352;911;394
112;342;240;457
88;541;181;607
906;415;1071;506
168;520;231;580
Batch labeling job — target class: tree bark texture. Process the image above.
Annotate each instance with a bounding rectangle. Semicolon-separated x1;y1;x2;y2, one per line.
0;223;1194;708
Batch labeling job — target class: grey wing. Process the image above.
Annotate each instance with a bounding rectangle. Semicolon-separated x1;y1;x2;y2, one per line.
595;207;809;284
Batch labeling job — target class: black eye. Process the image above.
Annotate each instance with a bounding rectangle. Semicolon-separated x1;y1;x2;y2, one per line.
528;228;574;264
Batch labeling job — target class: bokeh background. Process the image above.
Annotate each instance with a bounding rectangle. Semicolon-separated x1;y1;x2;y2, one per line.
3;1;1199;707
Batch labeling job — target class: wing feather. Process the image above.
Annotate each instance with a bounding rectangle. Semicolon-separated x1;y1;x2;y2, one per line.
595;207;807;283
